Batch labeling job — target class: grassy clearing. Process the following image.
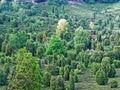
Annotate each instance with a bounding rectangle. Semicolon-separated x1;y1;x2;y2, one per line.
75;68;120;90
65;2;120;18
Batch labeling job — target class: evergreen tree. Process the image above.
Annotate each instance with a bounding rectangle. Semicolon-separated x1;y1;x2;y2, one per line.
69;70;75;90
95;68;108;85
8;48;42;90
74;26;90;49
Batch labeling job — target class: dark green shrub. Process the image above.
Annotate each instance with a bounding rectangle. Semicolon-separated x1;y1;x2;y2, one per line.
108;66;116;78
41;10;48;17
67;50;76;61
59;67;64;77
57;55;66;67
50;75;65;90
43;71;51;87
110;80;118;88
69;70;75;90
95;69;108;85
74;69;82;75
0;70;7;86
64;65;70;81
101;57;111;76
44;64;59;75
71;61;77;69
74;43;85;54
91;62;100;75
113;60;120;68
74;72;78;83
79;61;86;71
50;76;56;90
56;75;65;90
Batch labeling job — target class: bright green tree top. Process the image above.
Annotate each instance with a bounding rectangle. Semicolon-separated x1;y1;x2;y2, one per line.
45;36;66;55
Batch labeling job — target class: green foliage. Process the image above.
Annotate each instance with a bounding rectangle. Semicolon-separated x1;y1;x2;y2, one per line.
43;71;51;87
77;52;89;68
5;44;12;56
74;26;90;49
74;72;78;83
1;40;7;53
1;1;120;90
79;61;86;71
75;43;85;54
101;57;111;76
45;36;66;55
71;61;77;69
110;80;118;88
64;65;70;81
3;63;10;76
67;50;76;61
108;65;116;78
56;75;65;90
91;62;101;75
59;67;64;77
45;64;59;75
113;60;120;68
48;0;68;6
0;36;3;51
95;69;108;85
26;39;36;55
0;70;7;86
69;70;75;90
9;32;27;50
50;76;56;90
50;75;65;90
36;45;44;58
74;69;82;75
8;48;42;90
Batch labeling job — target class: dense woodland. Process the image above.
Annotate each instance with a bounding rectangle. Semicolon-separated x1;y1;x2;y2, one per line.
0;0;120;90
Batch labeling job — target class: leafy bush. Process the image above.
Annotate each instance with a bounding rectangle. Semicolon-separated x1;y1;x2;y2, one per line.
74;69;82;75
69;70;75;90
43;71;51;87
50;76;56;90
56;75;65;90
50;75;65;90
74;72;78;83
0;70;7;86
108;66;116;78
110;80;118;88
91;62;100;75
45;36;66;56
64;65;70;81
95;69;108;85
113;60;120;68
101;57;111;76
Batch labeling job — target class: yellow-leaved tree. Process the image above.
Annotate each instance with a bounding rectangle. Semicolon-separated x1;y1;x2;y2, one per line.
56;19;71;41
